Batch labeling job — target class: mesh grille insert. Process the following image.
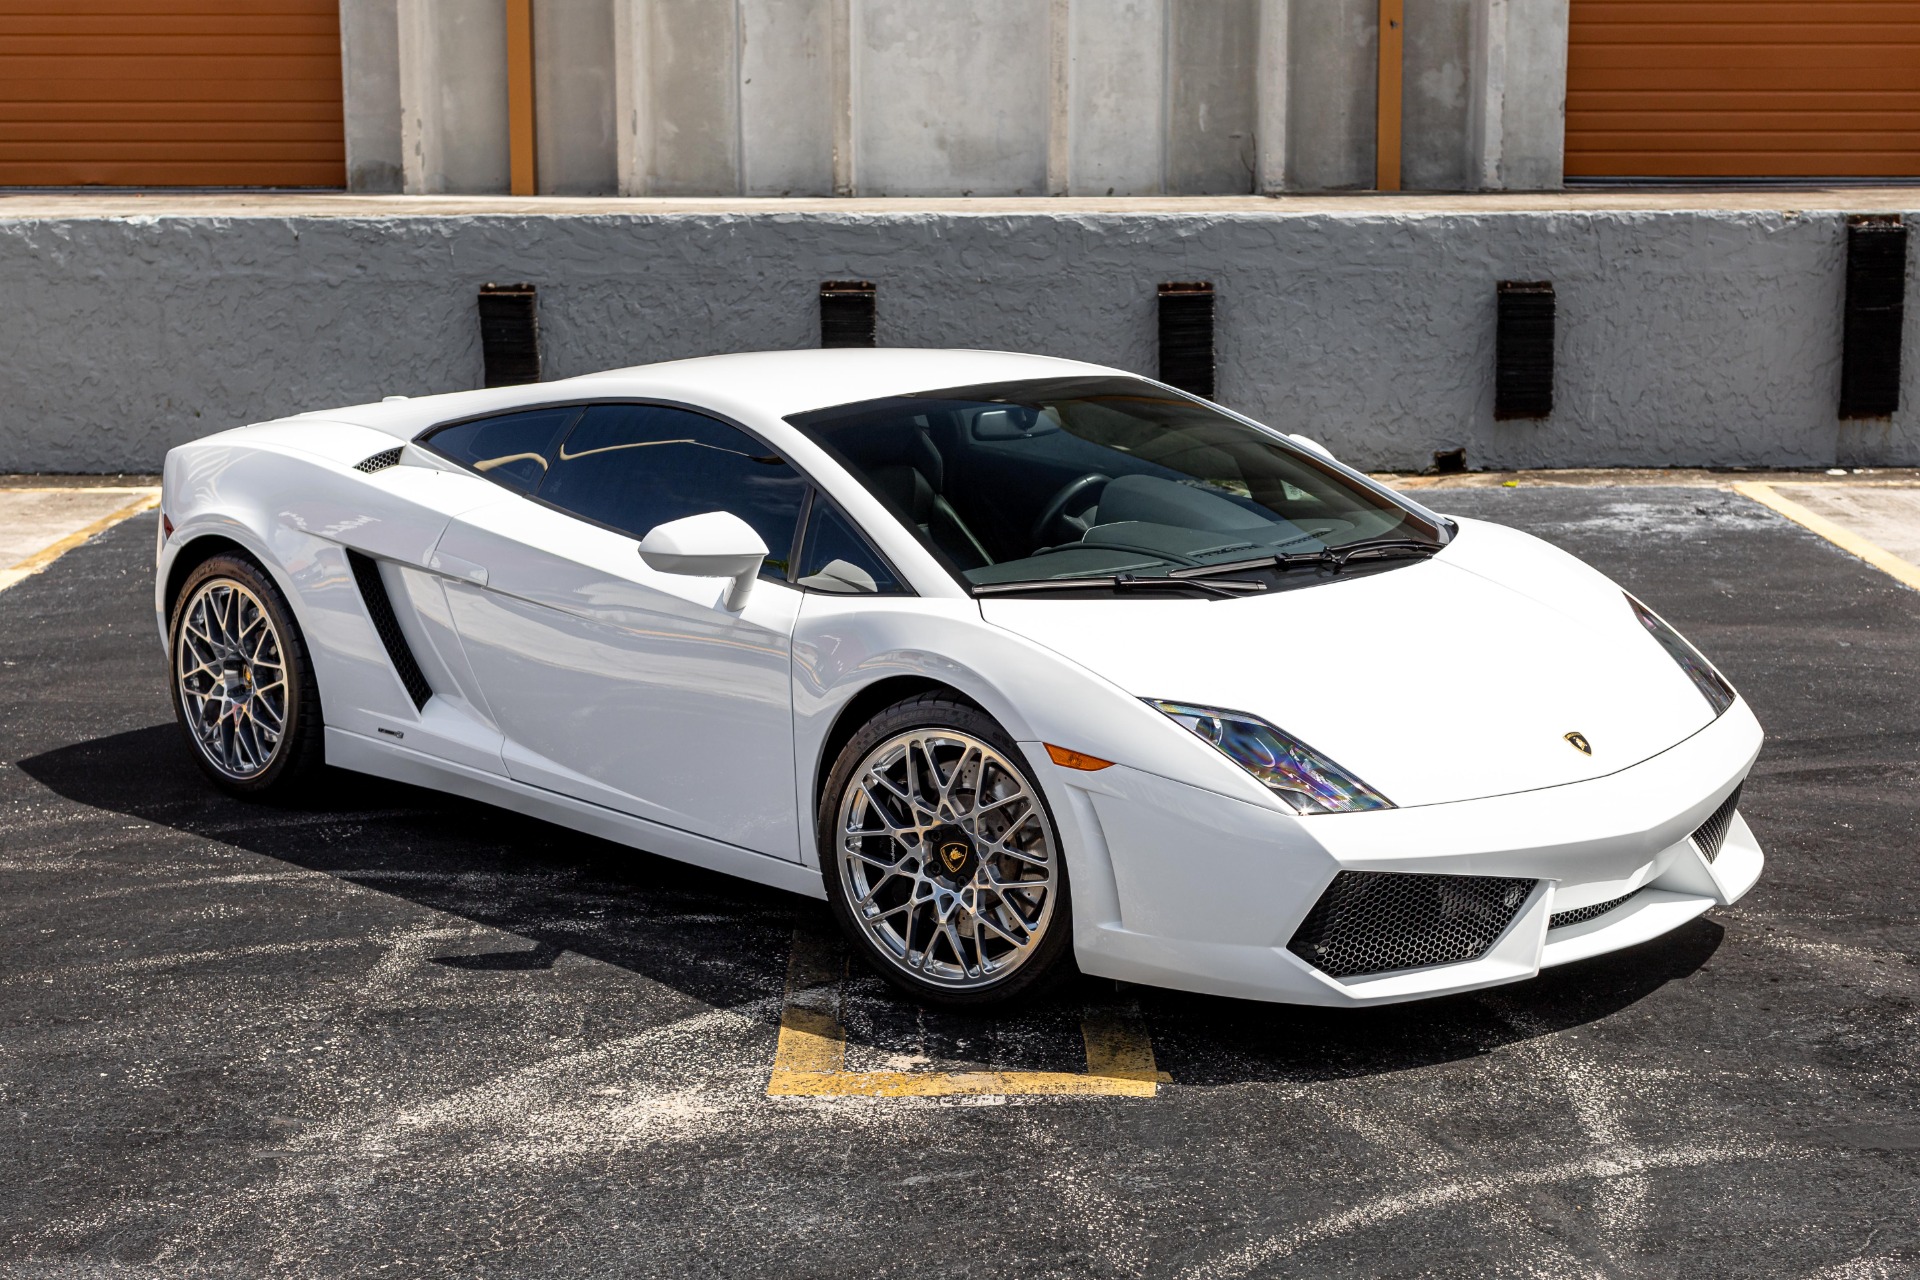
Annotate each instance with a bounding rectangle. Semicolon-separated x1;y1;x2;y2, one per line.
1287;871;1537;980
355;447;404;473
1692;783;1743;864
346;550;433;710
1549;888;1645;931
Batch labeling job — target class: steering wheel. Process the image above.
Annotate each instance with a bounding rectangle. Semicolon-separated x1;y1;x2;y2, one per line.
1030;473;1111;548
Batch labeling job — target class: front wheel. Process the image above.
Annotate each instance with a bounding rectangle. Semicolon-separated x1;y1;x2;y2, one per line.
168;553;325;797
820;694;1073;1007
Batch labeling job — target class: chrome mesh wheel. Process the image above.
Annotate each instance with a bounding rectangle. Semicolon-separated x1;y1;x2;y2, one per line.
835;729;1059;991
174;578;290;781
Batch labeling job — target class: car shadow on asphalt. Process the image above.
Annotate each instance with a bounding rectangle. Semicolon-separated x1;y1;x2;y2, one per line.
19;723;1723;1084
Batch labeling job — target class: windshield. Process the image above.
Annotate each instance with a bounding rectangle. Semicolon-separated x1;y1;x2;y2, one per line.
786;376;1444;592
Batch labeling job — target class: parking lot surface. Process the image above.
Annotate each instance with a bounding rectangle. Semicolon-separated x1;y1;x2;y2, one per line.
2;487;1916;1278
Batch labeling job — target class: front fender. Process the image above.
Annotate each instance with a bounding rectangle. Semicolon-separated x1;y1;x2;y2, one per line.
790;593;1284;877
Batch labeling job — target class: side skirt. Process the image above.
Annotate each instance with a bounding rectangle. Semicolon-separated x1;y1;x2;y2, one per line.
325;728;826;900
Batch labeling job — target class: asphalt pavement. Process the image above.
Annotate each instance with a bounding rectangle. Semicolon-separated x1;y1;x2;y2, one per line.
2;487;1916;1278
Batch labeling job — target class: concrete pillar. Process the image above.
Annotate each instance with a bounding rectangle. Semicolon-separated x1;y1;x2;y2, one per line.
397;0;510;194
1165;0;1258;195
1469;0;1568;190
615;0;740;196
340;0;403;192
1066;0;1165;197
1255;0;1288;195
1284;0;1376;191
533;1;618;195
1402;0;1473;190
741;0;835;196
853;0;1052;196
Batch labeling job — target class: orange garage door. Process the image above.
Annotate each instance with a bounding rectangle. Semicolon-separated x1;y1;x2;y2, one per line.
0;0;343;187
1567;1;1920;179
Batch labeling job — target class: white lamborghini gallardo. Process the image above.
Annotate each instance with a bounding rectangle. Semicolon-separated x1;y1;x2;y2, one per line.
156;349;1763;1006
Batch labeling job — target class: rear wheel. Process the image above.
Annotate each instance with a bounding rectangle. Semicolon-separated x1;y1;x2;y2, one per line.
168;553;324;797
820;694;1073;1007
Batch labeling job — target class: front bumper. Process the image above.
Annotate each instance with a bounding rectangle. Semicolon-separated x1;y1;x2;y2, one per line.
1038;698;1764;1007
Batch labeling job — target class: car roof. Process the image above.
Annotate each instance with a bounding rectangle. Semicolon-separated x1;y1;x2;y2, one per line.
580;348;1130;415
285;348;1138;440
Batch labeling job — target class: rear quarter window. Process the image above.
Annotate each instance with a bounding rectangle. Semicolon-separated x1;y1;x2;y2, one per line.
423;406;581;493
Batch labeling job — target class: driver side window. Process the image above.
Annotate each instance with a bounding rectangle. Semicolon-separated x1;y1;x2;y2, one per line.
538;403;807;579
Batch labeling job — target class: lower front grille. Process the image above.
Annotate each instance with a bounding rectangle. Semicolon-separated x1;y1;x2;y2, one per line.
1549;887;1644;930
1287;871;1537;980
1692;783;1743;863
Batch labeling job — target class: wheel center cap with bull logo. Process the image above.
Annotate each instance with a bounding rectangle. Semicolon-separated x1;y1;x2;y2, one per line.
924;824;978;882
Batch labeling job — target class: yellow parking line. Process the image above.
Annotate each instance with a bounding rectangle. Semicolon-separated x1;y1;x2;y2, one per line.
1732;481;1920;593
766;928;1170;1099
0;490;160;595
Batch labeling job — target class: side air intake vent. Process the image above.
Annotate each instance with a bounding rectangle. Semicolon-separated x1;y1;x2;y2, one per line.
1691;783;1743;864
1549;887;1644;931
346;550;433;710
355;447;404;473
1287;871;1536;979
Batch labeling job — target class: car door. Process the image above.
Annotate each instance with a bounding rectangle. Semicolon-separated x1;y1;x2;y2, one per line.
429;402;810;860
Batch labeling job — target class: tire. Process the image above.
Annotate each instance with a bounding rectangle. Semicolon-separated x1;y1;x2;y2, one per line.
819;693;1074;1008
167;552;325;798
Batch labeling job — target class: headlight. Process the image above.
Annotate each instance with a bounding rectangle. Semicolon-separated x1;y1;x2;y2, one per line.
1147;701;1393;815
1626;593;1735;716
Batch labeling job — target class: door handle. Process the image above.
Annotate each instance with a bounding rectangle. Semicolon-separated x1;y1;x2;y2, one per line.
427;549;489;587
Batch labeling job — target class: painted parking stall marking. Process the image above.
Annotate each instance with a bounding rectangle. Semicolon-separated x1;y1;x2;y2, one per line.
1733;480;1920;592
767;928;1169;1098
0;487;159;594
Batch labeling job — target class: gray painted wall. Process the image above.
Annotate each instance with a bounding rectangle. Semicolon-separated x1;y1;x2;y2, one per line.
8;207;1909;474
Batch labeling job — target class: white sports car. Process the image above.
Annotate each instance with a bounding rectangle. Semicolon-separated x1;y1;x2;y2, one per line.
156;349;1763;1007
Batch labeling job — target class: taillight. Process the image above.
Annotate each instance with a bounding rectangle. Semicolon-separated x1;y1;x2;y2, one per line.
161;514;174;540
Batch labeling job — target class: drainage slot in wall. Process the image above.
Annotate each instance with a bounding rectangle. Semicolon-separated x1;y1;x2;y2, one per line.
1495;281;1554;421
1840;215;1906;420
821;281;877;348
1158;281;1215;399
478;283;541;387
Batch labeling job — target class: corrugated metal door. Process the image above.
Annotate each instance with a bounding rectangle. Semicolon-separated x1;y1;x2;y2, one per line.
1567;1;1920;179
0;0;343;187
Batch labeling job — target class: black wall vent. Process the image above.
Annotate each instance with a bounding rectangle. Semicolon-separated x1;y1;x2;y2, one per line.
1495;281;1555;420
1840;215;1906;420
821;280;877;348
354;447;404;474
478;283;541;387
1158;281;1215;398
346;550;433;710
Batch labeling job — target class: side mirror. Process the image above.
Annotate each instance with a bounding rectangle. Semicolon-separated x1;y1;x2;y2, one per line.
637;511;768;611
1288;433;1336;460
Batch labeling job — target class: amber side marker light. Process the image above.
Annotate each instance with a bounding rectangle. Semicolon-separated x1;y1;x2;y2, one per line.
1045;744;1114;771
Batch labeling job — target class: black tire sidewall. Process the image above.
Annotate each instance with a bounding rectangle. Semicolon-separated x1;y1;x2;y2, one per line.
167;553;323;797
818;694;1075;1008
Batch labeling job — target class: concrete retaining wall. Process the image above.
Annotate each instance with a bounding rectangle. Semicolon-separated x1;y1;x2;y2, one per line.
347;0;1568;196
4;203;1915;473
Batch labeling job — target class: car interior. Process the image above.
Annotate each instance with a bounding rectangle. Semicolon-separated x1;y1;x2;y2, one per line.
788;377;1438;588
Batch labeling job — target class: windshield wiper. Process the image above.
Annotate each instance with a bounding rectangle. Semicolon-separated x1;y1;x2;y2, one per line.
974;571;1266;598
1164;538;1442;581
1322;538;1443;569
974;538;1442;597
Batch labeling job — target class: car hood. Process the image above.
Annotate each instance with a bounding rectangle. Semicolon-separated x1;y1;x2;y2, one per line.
978;523;1718;808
